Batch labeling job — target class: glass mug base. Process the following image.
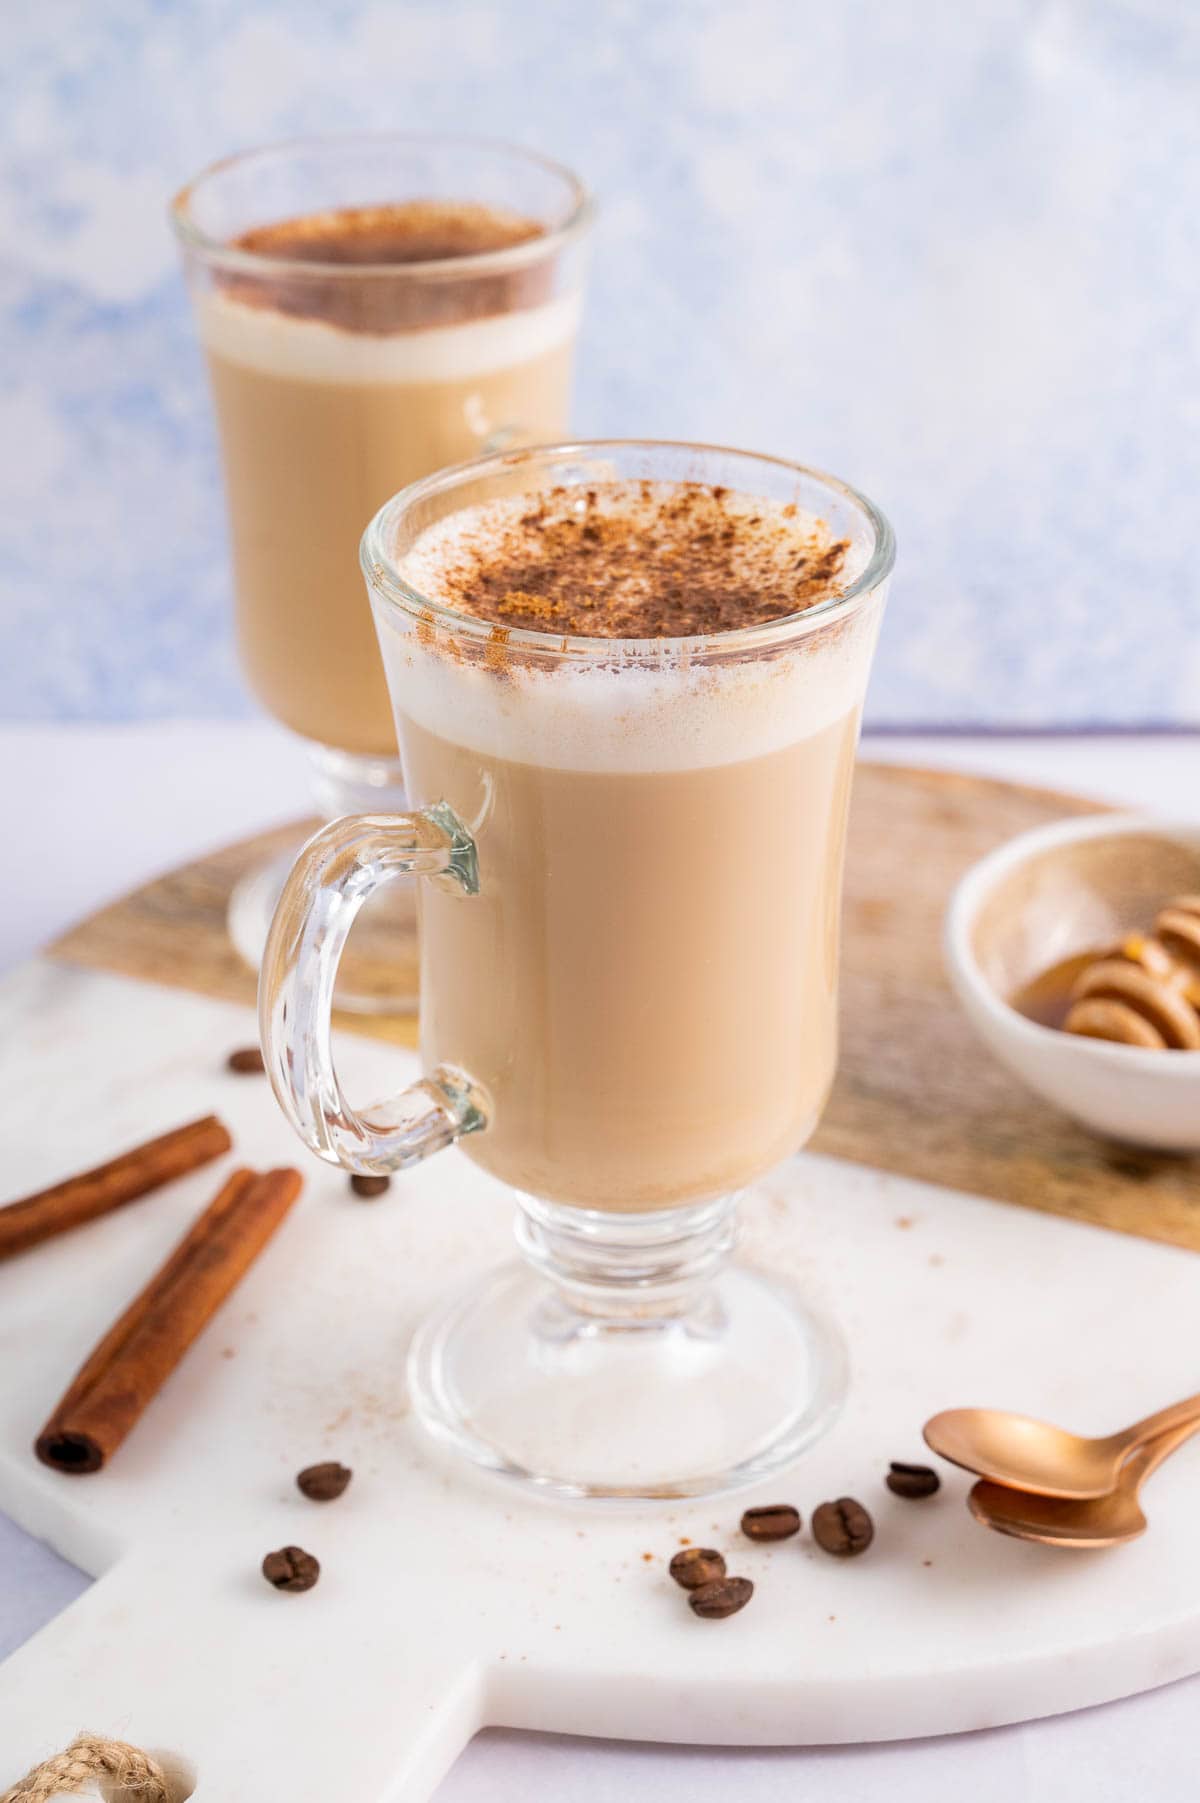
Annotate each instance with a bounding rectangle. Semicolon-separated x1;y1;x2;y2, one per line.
228;745;419;1017
407;1193;849;1501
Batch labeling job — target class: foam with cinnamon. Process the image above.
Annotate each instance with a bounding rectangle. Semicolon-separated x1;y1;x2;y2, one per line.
236;200;544;266
401;481;849;638
199;198;577;384
374;480;883;774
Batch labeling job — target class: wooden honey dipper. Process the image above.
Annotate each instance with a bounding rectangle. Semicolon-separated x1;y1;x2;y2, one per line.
1065;896;1200;1049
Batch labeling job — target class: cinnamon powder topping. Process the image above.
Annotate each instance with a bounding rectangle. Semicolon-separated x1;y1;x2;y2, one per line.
220;200;553;333
406;482;850;640
234;200;544;266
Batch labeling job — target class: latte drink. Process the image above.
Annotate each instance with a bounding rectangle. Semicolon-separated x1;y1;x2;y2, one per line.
194;201;581;757
263;443;891;1498
372;479;882;1211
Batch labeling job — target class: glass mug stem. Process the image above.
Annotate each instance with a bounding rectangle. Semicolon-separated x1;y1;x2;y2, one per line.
259;806;487;1172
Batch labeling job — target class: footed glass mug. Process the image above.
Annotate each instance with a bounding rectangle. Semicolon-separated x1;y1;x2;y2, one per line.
260;441;893;1500
172;133;591;1011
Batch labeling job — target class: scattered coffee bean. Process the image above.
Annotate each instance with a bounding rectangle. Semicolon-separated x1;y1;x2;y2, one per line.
262;1545;320;1592
227;1046;265;1075
886;1461;940;1499
689;1575;754;1620
669;1547;726;1589
350;1173;391;1198
296;1461;352;1502
740;1503;801;1542
812;1498;874;1557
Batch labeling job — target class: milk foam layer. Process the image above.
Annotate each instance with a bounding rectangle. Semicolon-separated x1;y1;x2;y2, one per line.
376;488;885;774
198;287;581;386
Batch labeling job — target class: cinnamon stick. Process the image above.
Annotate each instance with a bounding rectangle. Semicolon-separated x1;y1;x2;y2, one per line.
0;1115;233;1261
35;1165;301;1474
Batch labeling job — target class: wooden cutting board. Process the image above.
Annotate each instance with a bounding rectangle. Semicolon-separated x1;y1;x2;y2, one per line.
48;763;1200;1252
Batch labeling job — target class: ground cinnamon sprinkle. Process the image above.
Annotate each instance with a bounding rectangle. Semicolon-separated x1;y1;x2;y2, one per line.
219;199;554;333
483;623;512;673
496;589;570;621
408;482;849;640
235;200;544;266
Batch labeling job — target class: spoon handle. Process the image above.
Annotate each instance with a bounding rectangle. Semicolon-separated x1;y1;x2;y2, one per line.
1128;1412;1200;1482
1123;1391;1200;1454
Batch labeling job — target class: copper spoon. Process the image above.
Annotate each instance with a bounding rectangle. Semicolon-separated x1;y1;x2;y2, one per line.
968;1416;1200;1547
924;1390;1200;1499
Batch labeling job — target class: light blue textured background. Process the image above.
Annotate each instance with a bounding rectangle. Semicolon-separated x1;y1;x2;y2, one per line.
1;0;1197;728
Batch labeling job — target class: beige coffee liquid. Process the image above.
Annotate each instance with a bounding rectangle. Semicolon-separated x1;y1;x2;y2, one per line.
404;714;857;1209
379;481;879;1212
196;202;579;756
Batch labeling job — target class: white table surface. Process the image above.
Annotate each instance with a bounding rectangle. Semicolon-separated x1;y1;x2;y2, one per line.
2;721;1198;1800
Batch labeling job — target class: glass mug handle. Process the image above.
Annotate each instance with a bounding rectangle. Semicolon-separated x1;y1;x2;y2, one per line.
258;804;488;1174
481;424;529;454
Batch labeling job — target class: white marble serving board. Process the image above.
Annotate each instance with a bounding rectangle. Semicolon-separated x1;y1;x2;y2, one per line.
2;957;1200;1800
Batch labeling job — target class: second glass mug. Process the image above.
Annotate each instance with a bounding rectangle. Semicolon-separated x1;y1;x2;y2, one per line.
171;132;592;1011
260;441;894;1500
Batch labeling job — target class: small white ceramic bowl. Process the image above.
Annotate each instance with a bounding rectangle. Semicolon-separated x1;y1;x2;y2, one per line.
945;813;1200;1152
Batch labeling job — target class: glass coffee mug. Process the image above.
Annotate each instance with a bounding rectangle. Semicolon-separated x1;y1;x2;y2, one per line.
260;441;893;1499
172;133;591;1011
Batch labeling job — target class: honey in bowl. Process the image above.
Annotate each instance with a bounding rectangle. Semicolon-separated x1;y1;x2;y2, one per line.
1011;899;1200;1051
1010;952;1098;1032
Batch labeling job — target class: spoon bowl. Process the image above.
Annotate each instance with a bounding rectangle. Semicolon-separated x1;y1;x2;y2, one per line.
925;1408;1128;1499
925;1391;1200;1499
968;1475;1148;1548
967;1416;1200;1549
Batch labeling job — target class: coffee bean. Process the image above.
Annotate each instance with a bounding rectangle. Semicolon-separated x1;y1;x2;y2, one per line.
296;1461;352;1502
262;1545;320;1592
689;1575;754;1619
350;1173;391;1198
669;1547;726;1589
886;1461;940;1499
812;1498;874;1557
227;1046;265;1074
740;1503;801;1541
